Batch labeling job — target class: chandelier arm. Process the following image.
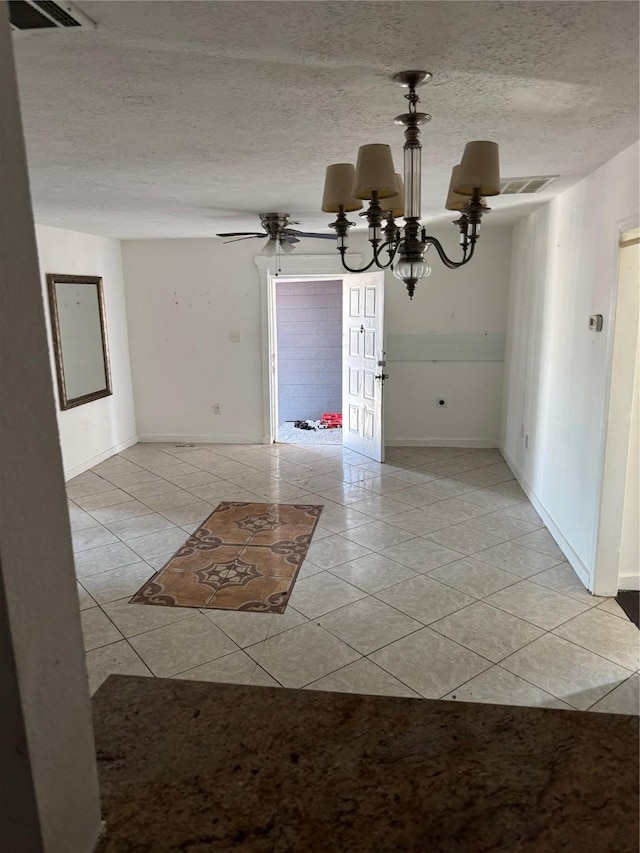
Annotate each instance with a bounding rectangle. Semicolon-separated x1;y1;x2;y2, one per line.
372;239;402;269
338;249;380;274
423;235;476;269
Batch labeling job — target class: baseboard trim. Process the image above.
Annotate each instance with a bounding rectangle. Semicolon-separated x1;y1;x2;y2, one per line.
64;436;138;481
137;433;267;446
500;447;593;591
618;574;640;591
386;438;499;448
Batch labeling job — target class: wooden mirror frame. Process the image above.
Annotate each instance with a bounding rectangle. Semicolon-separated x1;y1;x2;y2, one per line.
46;274;113;410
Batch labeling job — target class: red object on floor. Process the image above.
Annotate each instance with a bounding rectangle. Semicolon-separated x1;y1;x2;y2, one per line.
321;413;342;428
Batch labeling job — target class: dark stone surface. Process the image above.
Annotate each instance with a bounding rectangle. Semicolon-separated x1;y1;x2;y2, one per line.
616;590;640;629
93;675;639;852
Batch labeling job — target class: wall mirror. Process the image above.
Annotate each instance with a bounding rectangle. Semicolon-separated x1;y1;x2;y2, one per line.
47;274;112;410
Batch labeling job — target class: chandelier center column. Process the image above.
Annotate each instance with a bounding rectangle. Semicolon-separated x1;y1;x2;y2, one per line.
393;71;432;297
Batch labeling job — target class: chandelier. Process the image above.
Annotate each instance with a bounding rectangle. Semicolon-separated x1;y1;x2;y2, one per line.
321;70;501;299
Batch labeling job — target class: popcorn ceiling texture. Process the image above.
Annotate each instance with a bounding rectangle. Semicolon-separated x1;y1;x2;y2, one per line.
13;1;640;239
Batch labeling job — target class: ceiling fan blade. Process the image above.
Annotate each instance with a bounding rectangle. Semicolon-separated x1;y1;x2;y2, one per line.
222;235;264;244
290;231;337;240
283;235;300;244
216;231;264;237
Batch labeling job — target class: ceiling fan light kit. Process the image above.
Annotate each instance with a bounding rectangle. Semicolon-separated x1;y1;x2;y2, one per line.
216;211;336;254
321;70;501;298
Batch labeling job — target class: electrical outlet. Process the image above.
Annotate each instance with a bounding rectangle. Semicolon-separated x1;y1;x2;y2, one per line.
437;398;447;407
229;330;242;343
212;404;221;415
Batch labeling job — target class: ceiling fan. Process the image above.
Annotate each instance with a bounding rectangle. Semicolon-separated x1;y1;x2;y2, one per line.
216;212;335;255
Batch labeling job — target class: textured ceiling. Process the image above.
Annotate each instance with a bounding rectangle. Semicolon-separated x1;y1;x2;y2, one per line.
12;1;640;239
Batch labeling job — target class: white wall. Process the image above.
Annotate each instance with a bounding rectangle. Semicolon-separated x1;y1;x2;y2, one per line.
501;141;640;592
122;237;266;443
383;227;512;445
37;225;137;478
122;226;512;446
0;6;102;849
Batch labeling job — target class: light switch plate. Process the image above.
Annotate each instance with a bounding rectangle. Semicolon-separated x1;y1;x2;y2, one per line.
229;330;242;343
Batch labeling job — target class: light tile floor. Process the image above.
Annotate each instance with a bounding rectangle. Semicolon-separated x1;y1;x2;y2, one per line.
69;442;639;715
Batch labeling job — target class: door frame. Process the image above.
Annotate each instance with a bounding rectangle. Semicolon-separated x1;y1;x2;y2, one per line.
593;216;640;595
254;254;362;444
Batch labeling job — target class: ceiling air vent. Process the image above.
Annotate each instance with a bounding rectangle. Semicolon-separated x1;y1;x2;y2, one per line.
500;176;558;195
9;0;96;31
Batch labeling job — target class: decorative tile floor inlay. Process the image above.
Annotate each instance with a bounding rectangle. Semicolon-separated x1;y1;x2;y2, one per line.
131;502;322;613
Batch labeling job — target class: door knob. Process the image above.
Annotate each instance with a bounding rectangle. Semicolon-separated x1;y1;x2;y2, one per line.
374;373;389;381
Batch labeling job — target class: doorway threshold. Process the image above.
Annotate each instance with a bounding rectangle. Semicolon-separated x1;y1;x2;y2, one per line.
277;423;342;446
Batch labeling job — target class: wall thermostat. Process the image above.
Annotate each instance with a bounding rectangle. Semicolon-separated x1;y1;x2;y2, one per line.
588;314;604;332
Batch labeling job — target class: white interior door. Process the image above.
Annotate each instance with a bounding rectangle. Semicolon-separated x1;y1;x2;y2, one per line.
342;272;385;462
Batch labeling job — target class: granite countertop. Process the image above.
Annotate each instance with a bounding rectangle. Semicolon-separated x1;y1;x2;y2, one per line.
93;675;638;852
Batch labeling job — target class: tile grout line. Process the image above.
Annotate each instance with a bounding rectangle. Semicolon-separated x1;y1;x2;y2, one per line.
300;657;420;697
583;672;638;710
171;650;286;689
122;636;155;680
217;572;627;680
441;662;569;708
79;518;605;661
303;564;626;673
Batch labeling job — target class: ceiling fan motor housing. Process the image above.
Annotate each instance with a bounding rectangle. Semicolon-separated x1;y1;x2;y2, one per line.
259;212;293;240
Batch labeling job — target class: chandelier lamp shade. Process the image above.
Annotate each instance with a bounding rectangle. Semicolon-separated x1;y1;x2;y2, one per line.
321;70;501;298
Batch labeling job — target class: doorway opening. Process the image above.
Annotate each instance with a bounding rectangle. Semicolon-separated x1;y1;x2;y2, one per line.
261;262;386;462
274;277;343;446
